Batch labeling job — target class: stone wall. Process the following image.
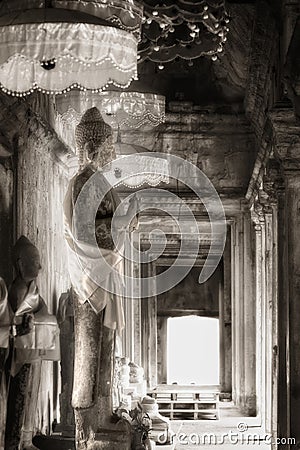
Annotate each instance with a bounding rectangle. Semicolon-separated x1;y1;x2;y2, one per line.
0;93;73;437
120;112;256;197
15;106;72;434
0;159;13;283
157;266;221;317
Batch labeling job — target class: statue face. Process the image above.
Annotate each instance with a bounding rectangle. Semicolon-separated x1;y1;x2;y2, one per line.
84;138;116;169
18;246;41;281
85;141;98;163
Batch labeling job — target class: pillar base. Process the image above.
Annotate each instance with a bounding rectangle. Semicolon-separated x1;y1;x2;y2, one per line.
242;395;257;417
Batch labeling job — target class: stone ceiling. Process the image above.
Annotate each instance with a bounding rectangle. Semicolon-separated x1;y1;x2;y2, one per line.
137;3;255;107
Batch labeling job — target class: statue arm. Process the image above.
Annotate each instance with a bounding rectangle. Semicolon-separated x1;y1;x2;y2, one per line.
112;193;139;230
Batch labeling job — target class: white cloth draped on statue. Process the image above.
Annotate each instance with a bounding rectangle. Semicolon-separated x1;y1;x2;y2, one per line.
63;170;125;333
12;280;60;376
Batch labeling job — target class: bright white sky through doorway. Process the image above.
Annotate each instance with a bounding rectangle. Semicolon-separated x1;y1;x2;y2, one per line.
167;316;219;385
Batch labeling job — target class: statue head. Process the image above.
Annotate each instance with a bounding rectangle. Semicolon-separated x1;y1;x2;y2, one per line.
12;236;42;282
75;107;116;170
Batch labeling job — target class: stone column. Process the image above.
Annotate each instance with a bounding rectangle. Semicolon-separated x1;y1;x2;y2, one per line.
132;231;142;366
222;230;232;395
252;189;280;430
157;315;168;384
270;198;279;444
123;231;135;361
219;271;225;393
242;207;256;416
276;182;289;447
231;216;245;409
219;247;232;396
251;206;264;421
283;172;300;447
141;262;157;389
261;191;278;436
268;109;300;447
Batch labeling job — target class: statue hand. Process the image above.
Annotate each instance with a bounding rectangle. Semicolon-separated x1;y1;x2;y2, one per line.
15;313;34;336
128;193;139;215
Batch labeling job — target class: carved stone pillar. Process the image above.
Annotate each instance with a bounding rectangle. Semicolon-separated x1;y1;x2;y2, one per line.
242;206;256;416
132;232;142;368
231;207;257;415
157;315;168;384
223;230;232;395
219;229;232;396
259;171;281;437
251;205;265;420
282;171;300;447
276;180;289;448
141;262;157;389
231;216;245;409
231;219;239;406
270;109;300;447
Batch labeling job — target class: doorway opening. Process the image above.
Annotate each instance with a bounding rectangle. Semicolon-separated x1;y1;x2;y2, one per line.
167;315;220;385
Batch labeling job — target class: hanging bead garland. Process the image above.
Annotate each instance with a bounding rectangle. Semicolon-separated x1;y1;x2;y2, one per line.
138;0;230;68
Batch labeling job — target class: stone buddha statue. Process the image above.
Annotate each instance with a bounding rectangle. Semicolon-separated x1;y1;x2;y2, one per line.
64;108;136;449
5;236;59;450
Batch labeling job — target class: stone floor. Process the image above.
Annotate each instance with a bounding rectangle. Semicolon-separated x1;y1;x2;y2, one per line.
159;403;271;450
33;403;273;450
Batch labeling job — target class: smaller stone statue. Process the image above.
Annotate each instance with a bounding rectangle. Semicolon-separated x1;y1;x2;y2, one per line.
141;396;174;445
129;362;144;384
119;357;130;389
5;236;59;450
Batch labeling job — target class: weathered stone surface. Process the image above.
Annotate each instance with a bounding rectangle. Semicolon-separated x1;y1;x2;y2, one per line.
0;160;13;283
1;2;299;446
270;108;300;165
57;291;75;436
284;15;300;117
5;364;31;450
244;1;278;141
157;266;220;316
120;112;256;196
0;91;73;439
14;111;72;437
213;4;255;97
